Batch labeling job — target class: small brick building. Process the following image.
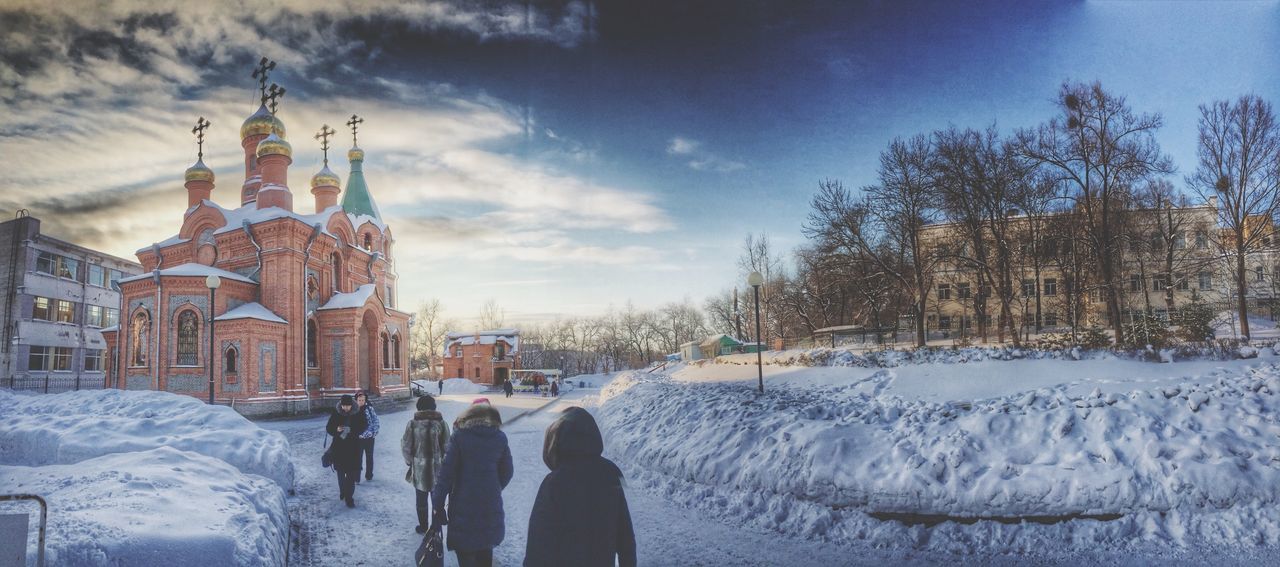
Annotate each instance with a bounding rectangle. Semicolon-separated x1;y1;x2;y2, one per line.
102;81;410;415
442;329;520;387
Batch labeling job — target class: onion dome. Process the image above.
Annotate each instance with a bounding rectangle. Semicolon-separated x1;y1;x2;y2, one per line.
310;165;341;189
347;146;364;162
240;104;287;139
256;132;292;159
184;158;215;183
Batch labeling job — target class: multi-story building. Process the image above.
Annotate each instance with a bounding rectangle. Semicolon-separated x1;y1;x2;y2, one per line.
916;197;1269;340
442;329;520;386
0;213;143;391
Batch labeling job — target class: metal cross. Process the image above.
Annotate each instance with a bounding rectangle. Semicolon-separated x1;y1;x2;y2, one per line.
346;114;364;146
266;83;287;114
191;117;211;159
315;124;336;166
251;57;276;104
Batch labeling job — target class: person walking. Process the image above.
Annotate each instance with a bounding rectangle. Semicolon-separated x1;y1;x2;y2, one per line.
432;400;514;567
549;380;559;397
402;394;450;534
524;407;636;567
325;394;369;508
438;378;444;396
503;379;514;398
355;390;380;482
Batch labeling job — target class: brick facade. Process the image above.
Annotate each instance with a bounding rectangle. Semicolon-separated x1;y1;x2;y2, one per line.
442;329;520;387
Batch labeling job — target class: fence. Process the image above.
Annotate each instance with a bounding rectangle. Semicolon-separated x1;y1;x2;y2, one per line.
2;375;106;393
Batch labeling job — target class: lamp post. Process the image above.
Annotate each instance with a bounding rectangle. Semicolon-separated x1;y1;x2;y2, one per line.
748;270;764;394
205;274;221;405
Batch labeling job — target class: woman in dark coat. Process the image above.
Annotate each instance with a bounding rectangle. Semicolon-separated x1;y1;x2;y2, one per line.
524;407;636;567
431;401;514;567
325;394;369;508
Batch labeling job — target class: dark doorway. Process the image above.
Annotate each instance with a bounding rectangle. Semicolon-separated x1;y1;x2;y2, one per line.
494;367;508;387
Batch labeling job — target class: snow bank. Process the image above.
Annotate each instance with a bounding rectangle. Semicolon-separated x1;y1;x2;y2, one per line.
598;359;1280;551
0;389;294;491
0;447;288;566
442;378;488;395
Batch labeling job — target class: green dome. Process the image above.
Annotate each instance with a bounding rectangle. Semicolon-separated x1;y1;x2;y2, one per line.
255;132;292;159
341;146;382;221
184;158;214;183
240;104;286;139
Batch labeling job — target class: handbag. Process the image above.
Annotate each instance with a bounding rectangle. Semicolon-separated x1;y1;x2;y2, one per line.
415;524;444;567
321;432;334;468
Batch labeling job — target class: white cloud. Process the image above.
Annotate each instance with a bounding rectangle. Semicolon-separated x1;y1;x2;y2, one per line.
665;136;745;172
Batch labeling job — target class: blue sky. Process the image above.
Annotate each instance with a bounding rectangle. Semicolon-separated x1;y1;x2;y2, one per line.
1;1;1277;325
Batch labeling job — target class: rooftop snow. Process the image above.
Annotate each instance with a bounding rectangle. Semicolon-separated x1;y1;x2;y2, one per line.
319;283;378;310
216;302;287;323
117;263;258;285
445;329;519;339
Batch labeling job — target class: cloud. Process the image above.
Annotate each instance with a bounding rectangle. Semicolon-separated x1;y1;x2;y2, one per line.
666;135;745;172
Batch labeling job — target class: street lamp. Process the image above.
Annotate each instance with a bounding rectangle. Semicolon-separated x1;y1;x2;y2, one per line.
205;274;221;405
747;270;765;394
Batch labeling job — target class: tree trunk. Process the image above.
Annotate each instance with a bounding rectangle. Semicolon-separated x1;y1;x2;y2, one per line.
1237;240;1251;340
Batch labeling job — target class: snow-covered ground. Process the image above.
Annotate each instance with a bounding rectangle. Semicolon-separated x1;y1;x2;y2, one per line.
0;389;292;565
596;351;1280;561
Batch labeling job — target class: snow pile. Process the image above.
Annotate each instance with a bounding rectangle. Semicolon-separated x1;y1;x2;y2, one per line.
441;377;488;394
598;359;1280;552
0;447;289;566
0;389;294;490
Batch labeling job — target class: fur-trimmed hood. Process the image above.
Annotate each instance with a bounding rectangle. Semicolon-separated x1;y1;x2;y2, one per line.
454;403;502;430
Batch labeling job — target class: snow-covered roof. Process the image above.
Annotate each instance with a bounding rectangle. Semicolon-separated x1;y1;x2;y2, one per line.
319;284;378;310
444;329;520;356
117;263;258;285
101;325;119;333
215;302;286;324
700;334;743;346
445;329;519;340
349;212;388;233
145;202;347;254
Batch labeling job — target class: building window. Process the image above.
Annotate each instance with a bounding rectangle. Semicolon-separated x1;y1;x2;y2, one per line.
381;333;390;369
176;310;199;366
39;254;80;280
1044;279;1057;297
1022;279;1036;297
130;311;150;367
28;346;50;371
307;320;318;368
32;297;51;321
55;299;74;323
474;367;480;379
84;349;104;372
1044;312;1058;327
225;347;239;374
937;284;951;300
454;345;462;357
391;335;401;369
1195;230;1208;249
88;264;106;287
105;307;119;328
1199;272;1213;290
1129;275;1142;292
363;233;373;250
1153;275;1168;292
1173;232;1186;250
330;252;341;293
1176;274;1189;291
938;316;952;330
1256;266;1265;282
87;305;103;327
51;347;72;371
36;252;57;275
385;283;395;309
957;283;971;300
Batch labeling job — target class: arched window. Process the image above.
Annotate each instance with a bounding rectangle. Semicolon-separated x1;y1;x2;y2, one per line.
176;310;199;365
363;233;373;250
381;333;390;369
224;347;238;374
391;334;401;369
130;311;150;367
307;320;318;367
330;252;341;293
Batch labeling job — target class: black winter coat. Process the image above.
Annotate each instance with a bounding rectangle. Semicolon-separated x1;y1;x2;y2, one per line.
325;404;369;472
524;407;636;567
431;404;514;552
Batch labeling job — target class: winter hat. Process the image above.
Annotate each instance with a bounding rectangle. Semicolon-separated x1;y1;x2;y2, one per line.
417;395;436;411
339;394;355;406
472;397;491;405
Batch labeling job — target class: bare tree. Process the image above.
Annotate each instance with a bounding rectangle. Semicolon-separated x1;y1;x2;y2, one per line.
1015;81;1173;344
478;298;505;329
409;298;456;378
1187;95;1280;340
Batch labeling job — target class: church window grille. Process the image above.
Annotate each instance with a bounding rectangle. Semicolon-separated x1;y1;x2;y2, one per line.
130;311;150;367
177;310;199;366
225;347;239;382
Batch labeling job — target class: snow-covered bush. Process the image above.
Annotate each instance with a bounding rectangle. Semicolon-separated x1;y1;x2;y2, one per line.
1173;299;1216;343
1120;312;1173;349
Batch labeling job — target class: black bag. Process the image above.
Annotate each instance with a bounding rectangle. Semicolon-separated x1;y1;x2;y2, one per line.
321;433;334;468
415;524;444;567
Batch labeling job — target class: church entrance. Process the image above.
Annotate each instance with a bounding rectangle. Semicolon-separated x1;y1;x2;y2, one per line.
494;367;508;388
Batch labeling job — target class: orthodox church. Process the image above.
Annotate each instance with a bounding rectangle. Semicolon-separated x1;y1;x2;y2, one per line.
104;61;411;415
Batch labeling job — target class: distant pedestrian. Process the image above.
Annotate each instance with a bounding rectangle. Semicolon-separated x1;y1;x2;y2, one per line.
325;394;369;508
503;379;514;398
438;378;444;395
524;407;635;567
549;381;559;397
432;401;513;567
402;394;450;534
355;390;380;481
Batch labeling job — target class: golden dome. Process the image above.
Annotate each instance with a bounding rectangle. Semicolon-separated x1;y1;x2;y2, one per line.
240;104;286;139
347;146;364;162
256;133;292;159
310;165;341;189
184;159;215;184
